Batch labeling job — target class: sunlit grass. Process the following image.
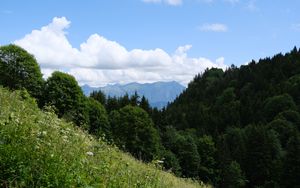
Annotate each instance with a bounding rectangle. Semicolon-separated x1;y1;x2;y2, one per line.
0;88;209;188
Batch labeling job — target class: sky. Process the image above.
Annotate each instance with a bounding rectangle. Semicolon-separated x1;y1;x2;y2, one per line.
1;0;300;86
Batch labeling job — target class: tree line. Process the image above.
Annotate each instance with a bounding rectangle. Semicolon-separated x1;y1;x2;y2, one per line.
162;47;300;187
1;44;299;187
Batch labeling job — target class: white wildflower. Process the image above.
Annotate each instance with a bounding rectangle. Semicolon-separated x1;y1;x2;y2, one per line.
86;151;94;156
62;135;68;139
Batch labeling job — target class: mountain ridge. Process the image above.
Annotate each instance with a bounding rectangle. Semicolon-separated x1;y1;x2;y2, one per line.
81;81;185;108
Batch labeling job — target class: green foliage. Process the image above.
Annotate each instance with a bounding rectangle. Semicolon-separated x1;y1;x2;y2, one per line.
244;125;282;187
163;128;201;178
43;71;88;126
286;74;300;106
140;95;151;113
2;44;300;187
106;96;119;112
0;88;207;188
276;110;300;130
214;87;240;131
109;105;161;161
267;119;297;148
130;91;140;106
197;135;217;183
164;48;300;186
161;149;182;176
222;161;246;188
90;90;106;105
0;44;44;100
263;94;296;122
223;128;246;168
281;133;300;187
176;135;200;178
86;98;110;138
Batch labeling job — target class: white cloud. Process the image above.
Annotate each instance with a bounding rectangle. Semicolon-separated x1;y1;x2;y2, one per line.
199;23;228;32
15;17;227;86
15;17;79;69
142;0;182;6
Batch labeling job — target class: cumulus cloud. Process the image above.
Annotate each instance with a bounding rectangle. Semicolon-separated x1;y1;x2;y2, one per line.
142;0;182;6
15;17;227;86
199;23;228;32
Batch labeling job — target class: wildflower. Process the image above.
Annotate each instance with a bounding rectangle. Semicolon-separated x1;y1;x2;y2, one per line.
86;151;94;156
154;160;164;164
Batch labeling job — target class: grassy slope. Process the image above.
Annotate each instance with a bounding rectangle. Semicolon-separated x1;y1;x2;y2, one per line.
0;88;209;188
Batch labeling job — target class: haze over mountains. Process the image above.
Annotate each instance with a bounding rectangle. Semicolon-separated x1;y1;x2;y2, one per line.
82;81;185;108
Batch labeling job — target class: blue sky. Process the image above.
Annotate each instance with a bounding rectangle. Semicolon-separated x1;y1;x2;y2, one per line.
1;0;300;86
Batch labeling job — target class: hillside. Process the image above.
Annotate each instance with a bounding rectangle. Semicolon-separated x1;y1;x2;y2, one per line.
161;47;300;187
82;81;185;108
0;88;208;188
1;44;300;187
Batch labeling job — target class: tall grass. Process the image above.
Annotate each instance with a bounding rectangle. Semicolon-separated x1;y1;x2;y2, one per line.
0;88;209;188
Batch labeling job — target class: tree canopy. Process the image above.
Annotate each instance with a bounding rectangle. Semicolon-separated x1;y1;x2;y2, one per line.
1;44;300;187
0;44;44;100
43;71;87;125
109;105;161;161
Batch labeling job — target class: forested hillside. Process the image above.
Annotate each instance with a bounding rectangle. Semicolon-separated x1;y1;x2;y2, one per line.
1;44;300;187
0;45;206;188
161;47;300;187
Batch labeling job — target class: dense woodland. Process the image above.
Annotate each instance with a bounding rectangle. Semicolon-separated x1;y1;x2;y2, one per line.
1;44;300;187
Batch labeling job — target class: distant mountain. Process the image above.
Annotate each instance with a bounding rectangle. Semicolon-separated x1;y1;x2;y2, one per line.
81;81;185;108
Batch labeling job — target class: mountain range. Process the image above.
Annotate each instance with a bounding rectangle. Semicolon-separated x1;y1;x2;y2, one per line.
81;81;185;108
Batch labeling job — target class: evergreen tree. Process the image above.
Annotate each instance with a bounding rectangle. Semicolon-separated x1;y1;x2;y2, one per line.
109;105;161;161
281;133;300;187
119;94;130;107
176;135;200;178
197;135;217;183
106;96;119;112
224;128;246;169
90;90;106;105
161;149;182;176
130;91;139;106
244;125;282;187
139;95;151;114
267;118;296;148
263;94;297;122
222;161;246;188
